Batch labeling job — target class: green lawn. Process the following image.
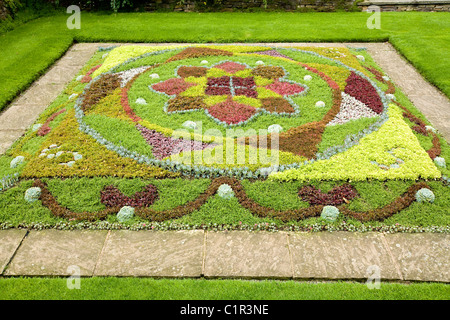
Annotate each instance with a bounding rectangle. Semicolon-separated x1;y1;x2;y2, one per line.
0;11;449;113
0;277;448;300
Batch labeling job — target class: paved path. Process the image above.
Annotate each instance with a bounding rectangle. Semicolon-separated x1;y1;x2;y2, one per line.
352;42;450;141
0;229;448;282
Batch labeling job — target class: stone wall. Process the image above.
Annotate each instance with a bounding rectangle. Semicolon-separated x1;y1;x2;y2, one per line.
145;0;359;12
0;0;10;20
359;1;450;12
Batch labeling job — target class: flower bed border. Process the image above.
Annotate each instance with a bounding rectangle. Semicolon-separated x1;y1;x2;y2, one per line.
33;178;430;223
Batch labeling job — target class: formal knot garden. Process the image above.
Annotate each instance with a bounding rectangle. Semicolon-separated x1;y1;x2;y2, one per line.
1;44;449;232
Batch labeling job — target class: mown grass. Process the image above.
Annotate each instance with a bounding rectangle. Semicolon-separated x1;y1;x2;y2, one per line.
0;277;448;300
0;11;449;112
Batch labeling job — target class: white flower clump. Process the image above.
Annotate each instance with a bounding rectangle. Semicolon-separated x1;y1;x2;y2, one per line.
386;94;396;101
415;188;435;203
267;124;283;134
149;73;160;79
303;75;312;81
117;206;135;222
425;126;436;133
24;187;41;203
315;101;325;108
10;156;25;169
135;98;147;105
116;66;149;87
217;184;235;199
68;93;78;100
259;165;279;177
321;206;340;222
182;121;197;130
434;157;446;168
39;144;83;167
32;124;42;132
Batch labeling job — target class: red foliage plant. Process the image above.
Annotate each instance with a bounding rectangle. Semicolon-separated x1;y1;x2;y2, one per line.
344;72;383;114
100;184;159;208
208;99;257;124
37;108;66;136
80;64;102;83
427;132;442;159
152;78;196;96
364;66;396;94
298;184;359;206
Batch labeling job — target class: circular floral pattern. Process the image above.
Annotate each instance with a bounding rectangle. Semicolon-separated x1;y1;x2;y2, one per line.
75;45;390;178
150;61;307;126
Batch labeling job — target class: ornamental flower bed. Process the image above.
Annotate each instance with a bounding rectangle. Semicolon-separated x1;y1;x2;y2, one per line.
0;44;449;231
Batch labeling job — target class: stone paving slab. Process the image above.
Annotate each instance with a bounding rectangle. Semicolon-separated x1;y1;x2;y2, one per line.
0;229;27;274
289;232;401;280
384;233;450;282
352;42;450;141
94;230;204;277
0;103;48;131
0;229;448;282
203;231;292;279
4;230;108;276
0;130;24;153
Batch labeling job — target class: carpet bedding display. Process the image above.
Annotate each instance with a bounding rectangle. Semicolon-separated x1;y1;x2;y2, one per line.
1;44;449;231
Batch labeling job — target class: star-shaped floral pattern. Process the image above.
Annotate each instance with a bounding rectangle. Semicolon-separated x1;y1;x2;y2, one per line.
150;61;307;126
